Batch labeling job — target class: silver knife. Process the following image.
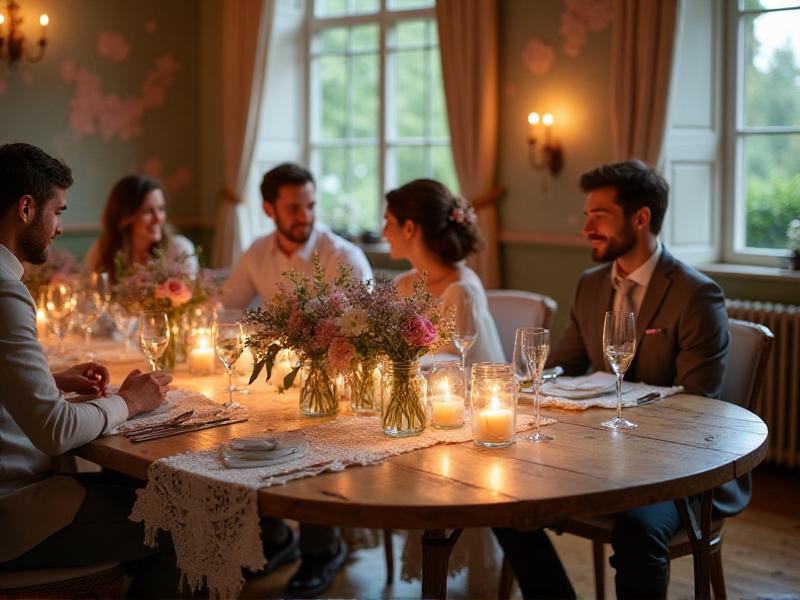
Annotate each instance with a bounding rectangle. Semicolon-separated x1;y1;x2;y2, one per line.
636;392;661;406
130;417;249;443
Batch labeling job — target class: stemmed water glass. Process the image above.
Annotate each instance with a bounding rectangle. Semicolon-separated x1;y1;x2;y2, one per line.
521;327;552;442
214;315;244;408
109;303;137;352
601;311;638;430
46;282;75;355
139;311;170;372
452;287;478;395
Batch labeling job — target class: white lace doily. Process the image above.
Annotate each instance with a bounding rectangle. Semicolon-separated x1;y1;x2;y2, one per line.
130;412;555;598
520;382;683;410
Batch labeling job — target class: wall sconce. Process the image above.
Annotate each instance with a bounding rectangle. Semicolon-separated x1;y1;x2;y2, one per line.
0;1;49;67
527;112;563;175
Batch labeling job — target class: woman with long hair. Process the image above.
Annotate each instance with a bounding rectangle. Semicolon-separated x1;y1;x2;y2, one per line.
84;175;198;279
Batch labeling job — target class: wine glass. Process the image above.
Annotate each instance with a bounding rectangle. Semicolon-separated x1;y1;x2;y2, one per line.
139;311;170;372
521;327;552;442
452;288;479;395
512;328;531;391
74;287;102;357
602;311;638;430
89;272;111;313
46;282;75;355
214;318;244;408
109;303;137;352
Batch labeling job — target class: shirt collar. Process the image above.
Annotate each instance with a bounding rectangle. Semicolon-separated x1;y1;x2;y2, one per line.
0;244;24;280
611;240;662;290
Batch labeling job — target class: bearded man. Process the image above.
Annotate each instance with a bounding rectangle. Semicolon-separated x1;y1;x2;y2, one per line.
494;160;736;600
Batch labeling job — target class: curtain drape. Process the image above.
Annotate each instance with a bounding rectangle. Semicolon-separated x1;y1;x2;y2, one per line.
211;0;275;268
610;0;679;166
436;0;501;289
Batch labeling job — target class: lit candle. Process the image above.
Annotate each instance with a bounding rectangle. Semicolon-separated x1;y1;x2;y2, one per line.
476;395;514;443
0;14;5;37
335;373;348;399
270;358;293;388
431;378;464;428
188;334;215;374
36;306;48;337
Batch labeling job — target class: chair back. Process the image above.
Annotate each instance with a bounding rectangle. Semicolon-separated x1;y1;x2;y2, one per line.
486;289;557;362
722;319;774;410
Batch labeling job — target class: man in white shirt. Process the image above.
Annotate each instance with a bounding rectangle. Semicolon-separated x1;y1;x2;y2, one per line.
223;163;370;597
0;143;179;596
222;162;372;308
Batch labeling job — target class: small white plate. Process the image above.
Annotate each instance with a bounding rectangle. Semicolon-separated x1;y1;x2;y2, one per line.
222;443;308;469
228;437;279;452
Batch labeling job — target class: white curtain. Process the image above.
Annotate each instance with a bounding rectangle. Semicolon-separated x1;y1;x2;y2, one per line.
610;0;679;165
211;0;275;268
436;0;501;289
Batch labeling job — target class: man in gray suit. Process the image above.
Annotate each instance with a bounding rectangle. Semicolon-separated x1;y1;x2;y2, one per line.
0;143;180;596
495;160;736;599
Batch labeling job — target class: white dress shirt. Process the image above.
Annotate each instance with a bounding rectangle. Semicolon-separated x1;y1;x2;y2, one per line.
221;225;373;309
610;241;663;314
0;243;129;561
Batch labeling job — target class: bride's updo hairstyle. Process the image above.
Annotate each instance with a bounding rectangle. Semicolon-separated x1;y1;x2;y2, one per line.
386;178;483;264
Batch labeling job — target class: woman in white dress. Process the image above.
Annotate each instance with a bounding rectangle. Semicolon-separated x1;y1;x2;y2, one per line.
383;178;505;595
83;174;198;279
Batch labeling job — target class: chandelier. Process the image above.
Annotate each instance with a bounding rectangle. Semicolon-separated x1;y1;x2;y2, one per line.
0;1;49;67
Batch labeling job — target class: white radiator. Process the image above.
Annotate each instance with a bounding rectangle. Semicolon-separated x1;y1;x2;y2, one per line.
726;300;800;468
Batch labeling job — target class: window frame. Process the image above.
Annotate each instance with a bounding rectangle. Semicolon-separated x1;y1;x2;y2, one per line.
723;0;800;266
305;0;451;234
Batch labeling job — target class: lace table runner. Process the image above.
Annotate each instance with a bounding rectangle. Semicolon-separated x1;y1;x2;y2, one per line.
520;382;683;410
130;412;555;598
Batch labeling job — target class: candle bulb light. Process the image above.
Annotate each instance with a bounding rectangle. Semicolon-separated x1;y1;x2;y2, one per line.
526;110;563;175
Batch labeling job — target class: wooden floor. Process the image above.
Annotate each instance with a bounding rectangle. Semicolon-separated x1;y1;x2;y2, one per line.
241;465;800;599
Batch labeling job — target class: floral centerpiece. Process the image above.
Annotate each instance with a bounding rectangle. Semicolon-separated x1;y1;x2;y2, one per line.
22;248;79;298
788;219;800;270
112;249;221;368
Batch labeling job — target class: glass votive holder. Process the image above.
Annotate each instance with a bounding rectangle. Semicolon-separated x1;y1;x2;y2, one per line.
470;362;517;447
349;357;382;414
187;326;216;375
428;360;465;429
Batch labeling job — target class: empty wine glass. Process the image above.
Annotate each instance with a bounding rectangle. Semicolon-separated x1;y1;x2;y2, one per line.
46;282;75;355
521;327;552;442
74;287;102;358
512;328;531;391
139;311;170;372
452;287;478;395
89;272;111;313
214;317;244;408
602;311;638;430
109;303;137;352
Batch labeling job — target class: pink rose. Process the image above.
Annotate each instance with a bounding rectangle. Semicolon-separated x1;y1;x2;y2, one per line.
154;277;192;307
402;315;438;347
327;337;356;372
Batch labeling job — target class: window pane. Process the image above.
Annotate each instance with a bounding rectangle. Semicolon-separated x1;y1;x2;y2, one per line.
315;27;348;54
350;146;380;232
350;24;379;51
388;0;435;10
392;49;428;138
394;145;427;185
351;54;379;138
315;0;348;19
430;50;449;138
430;146;459;193
318;56;347;140
352;0;380;14
317;147;349;232
742;133;800;249
742;0;800;9
393;20;428;48
742;10;800;127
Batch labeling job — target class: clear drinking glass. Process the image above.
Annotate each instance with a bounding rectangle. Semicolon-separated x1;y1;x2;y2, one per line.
75;287;101;349
512;328;531;390
214;318;244;408
89;272;111;314
602;311;638;430
109;303;137;352
521;327;552;442
46;282;75;355
452;287;479;395
139;312;170;371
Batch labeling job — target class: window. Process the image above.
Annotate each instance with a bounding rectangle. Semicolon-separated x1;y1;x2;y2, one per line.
729;0;800;263
308;0;458;236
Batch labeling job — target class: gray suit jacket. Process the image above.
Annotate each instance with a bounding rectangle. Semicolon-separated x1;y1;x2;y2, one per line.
548;246;748;517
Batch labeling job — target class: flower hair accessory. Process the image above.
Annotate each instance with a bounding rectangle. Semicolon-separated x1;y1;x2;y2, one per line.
449;196;477;225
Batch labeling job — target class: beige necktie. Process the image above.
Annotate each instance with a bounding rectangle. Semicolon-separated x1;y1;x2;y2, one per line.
615;277;637;315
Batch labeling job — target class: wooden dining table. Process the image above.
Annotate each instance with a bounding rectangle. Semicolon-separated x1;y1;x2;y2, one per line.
73;358;768;599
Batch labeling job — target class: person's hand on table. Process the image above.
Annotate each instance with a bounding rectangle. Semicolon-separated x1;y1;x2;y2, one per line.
53;362;110;396
117;369;173;417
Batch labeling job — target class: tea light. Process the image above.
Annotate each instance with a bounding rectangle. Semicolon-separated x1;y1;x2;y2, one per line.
476;396;515;443
471;364;517;448
270;357;294;388
36;306;48;337
430;378;464;428
188;334;215;375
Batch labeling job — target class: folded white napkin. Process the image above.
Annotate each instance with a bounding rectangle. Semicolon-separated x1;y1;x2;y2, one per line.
541;371;620;399
522;380;684;411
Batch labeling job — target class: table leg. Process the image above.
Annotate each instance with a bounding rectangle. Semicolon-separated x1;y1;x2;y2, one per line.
421;528;463;599
675;490;713;600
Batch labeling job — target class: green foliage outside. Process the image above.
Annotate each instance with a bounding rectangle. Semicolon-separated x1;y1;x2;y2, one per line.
741;9;800;250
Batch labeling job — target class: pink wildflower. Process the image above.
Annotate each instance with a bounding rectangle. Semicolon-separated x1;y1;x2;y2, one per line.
402;315;438;347
154;277;192;307
311;319;339;351
327;337;356;372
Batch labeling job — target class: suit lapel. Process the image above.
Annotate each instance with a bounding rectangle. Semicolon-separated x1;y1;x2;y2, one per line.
635;247;675;347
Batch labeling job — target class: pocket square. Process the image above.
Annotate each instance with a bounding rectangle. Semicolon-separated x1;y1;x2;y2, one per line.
645;328;664;335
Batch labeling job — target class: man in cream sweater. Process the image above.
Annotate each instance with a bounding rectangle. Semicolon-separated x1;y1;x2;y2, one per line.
0;143;178;596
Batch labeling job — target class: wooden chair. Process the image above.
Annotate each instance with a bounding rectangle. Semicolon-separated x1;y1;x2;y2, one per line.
498;319;774;600
486;290;558;362
0;563;123;599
